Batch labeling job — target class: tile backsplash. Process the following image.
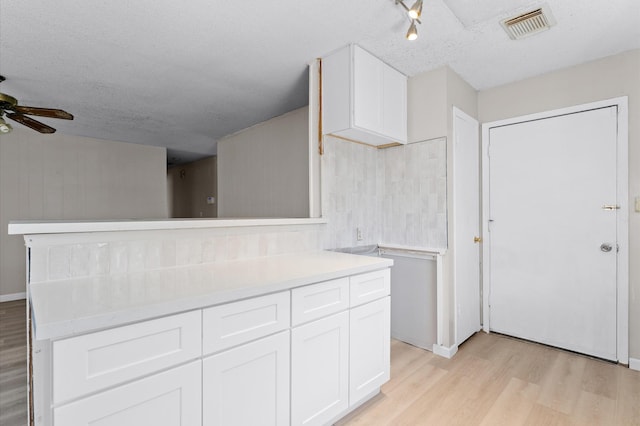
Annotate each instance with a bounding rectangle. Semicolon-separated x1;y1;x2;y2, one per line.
321;136;382;249
381;138;447;248
31;226;324;283
321;136;447;250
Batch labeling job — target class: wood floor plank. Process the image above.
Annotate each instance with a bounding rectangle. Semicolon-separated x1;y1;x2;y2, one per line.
479;377;540;426
0;299;27;426
536;350;587;414
524;404;572;426
581;356;619;399
615;367;640;425
572;390;616;425
335;363;447;425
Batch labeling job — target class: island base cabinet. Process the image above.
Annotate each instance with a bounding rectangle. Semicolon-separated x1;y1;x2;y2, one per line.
349;296;391;406
203;331;290;426
53;360;201;426
291;311;349;426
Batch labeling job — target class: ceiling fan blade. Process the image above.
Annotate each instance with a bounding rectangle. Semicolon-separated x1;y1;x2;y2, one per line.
12;105;74;120
6;112;56;134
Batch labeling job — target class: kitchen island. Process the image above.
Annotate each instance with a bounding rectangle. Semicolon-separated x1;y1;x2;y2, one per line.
10;219;393;426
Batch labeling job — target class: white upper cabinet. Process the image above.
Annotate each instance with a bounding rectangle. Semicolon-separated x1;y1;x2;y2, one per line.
322;44;407;146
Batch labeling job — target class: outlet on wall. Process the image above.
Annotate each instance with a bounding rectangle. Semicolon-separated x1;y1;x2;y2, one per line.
356;227;363;241
635;196;640;213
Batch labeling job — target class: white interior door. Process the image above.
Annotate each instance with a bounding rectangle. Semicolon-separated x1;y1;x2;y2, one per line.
453;107;481;346
487;106;618;361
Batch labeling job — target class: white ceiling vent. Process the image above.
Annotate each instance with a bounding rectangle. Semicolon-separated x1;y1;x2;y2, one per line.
500;4;556;40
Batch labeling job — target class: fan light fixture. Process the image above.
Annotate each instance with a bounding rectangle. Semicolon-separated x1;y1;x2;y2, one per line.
395;0;422;41
0;117;12;134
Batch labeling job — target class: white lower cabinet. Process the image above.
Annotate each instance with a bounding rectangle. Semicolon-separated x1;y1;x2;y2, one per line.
349;296;391;405
45;268;391;426
291;311;349;426
53;360;201;426
203;331;290;426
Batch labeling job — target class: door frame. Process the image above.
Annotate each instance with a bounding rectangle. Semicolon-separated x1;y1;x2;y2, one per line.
481;97;629;364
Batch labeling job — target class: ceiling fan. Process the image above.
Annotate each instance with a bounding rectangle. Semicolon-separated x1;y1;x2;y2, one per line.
0;75;74;134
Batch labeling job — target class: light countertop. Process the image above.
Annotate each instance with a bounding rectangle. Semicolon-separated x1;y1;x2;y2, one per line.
30;250;392;341
8;217;327;235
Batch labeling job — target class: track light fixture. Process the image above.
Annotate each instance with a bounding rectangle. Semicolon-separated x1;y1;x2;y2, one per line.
406;20;418;41
395;0;422;41
408;0;423;19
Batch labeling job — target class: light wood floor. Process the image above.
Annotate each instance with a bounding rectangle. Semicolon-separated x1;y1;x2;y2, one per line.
1;300;639;426
0;300;27;426
338;333;640;426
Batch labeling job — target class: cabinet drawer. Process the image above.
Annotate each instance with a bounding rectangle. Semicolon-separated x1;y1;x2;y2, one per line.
291;278;349;326
203;291;290;355
54;360;201;426
52;310;201;404
350;269;390;307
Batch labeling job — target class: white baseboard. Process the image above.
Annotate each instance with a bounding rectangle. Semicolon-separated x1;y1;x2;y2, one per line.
629;357;640;372
0;292;27;302
432;343;458;359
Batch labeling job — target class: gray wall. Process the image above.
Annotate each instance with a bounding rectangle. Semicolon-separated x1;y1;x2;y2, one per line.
217;107;310;218
0;129;168;298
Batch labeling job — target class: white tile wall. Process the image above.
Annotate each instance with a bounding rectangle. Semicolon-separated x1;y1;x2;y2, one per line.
321;136;382;249
321;136;447;251
29;226;325;283
382;138;448;248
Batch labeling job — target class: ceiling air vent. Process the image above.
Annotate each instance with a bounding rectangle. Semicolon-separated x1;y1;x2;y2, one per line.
500;4;556;40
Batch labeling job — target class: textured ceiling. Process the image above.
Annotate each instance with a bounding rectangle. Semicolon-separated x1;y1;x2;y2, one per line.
0;0;638;163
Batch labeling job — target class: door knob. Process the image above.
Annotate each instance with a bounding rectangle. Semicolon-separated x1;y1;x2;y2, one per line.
600;243;612;252
474;236;482;243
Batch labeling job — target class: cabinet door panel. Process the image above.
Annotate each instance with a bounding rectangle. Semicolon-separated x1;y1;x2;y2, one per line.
382;64;407;142
54;361;201;426
350;297;391;405
291;311;349;426
321;45;351;134
353;46;382;134
203;331;290;426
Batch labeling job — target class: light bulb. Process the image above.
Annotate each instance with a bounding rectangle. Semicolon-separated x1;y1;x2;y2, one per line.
0;117;12;134
406;21;418;40
408;0;423;19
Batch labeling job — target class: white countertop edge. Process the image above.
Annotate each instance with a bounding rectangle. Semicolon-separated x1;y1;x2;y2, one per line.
31;255;393;341
378;243;447;255
9;217;328;235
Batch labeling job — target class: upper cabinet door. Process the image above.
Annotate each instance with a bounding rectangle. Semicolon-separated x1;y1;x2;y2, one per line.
322;44;407;146
382;63;407;143
353;46;383;135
